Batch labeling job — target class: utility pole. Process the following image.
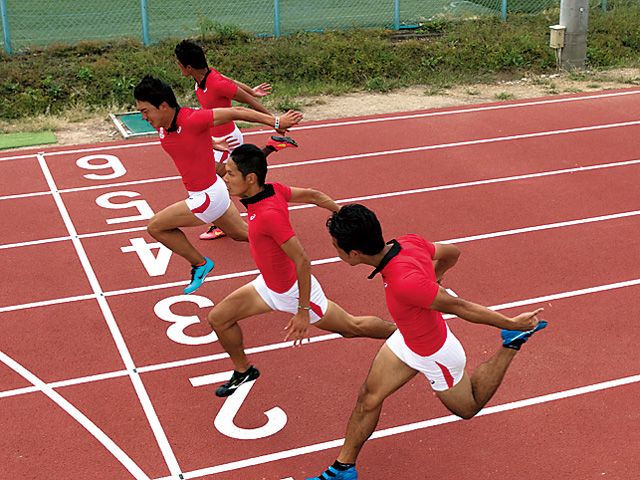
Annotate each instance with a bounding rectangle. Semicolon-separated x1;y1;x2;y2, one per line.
559;0;589;69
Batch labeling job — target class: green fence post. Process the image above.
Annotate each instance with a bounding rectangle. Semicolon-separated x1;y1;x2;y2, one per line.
274;0;281;36
501;0;507;20
0;0;11;54
140;0;150;45
394;0;400;30
602;0;607;11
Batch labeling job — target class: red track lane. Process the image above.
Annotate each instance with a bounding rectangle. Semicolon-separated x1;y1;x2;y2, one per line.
1;89;639;480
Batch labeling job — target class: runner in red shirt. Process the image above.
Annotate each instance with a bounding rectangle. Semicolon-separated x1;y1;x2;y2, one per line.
174;40;298;240
306;204;548;480
206;145;397;397
133;75;302;295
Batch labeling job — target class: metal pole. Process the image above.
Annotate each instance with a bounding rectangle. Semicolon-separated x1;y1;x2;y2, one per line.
140;0;150;46
501;0;507;21
274;0;280;36
394;0;400;30
602;0;607;12
559;0;589;69
0;0;12;54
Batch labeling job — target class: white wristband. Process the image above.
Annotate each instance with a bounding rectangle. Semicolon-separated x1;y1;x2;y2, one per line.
274;117;280;130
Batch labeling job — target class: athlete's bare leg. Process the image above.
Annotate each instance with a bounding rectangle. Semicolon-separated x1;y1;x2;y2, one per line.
336;344;417;464
313;301;396;339
210;201;248;242
207;283;273;372
147;200;207;265
436;346;517;419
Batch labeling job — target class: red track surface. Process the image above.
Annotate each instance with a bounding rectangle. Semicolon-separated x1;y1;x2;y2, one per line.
1;89;640;480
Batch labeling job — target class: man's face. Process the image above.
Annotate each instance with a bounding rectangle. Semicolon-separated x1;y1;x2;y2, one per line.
331;237;360;266
136;100;170;130
223;158;252;197
177;61;191;77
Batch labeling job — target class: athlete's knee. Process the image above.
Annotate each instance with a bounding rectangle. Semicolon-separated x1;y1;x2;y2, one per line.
146;215;162;237
207;306;234;331
355;382;385;412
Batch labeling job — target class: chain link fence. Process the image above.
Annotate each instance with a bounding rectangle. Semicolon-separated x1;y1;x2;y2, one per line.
0;0;609;54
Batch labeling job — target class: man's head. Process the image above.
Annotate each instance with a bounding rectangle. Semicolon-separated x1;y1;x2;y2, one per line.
175;40;208;75
134;75;178;130
224;144;268;197
326;204;385;265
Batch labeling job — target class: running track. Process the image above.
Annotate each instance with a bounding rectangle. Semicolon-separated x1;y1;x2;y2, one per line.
1;89;639;480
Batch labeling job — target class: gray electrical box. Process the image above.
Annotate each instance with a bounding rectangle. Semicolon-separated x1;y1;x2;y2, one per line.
549;25;566;48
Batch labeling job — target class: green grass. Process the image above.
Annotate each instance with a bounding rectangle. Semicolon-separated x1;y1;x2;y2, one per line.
0;1;638;125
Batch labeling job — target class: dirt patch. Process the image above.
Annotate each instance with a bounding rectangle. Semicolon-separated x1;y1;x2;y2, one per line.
25;68;640;149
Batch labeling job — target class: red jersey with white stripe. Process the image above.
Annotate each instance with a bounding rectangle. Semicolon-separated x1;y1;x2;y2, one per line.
377;234;447;356
158;107;218;192
241;183;297;293
194;68;238;137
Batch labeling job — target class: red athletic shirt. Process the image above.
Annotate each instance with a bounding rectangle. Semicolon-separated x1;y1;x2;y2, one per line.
158;107;218;192
371;234;447;356
194;68;238;137
240;183;297;293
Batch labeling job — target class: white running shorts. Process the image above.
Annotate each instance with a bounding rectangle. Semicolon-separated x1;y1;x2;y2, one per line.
213;123;244;163
386;323;467;392
250;273;328;324
185;177;231;223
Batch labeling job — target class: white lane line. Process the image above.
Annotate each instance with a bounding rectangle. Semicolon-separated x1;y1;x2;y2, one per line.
268;120;640;170
2;157;639;252
2;89;639;162
35;153;184;479
0;350;151;480
2;207;639;313
180;373;640;478
4;123;640;203
3;278;639;400
0;369;130;399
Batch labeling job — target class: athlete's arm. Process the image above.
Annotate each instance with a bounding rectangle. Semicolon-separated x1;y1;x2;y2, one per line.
232;87;272;115
432;243;460;284
429;287;543;331
223;75;272;98
289;187;340;212
211;107;303;133
280;235;312;346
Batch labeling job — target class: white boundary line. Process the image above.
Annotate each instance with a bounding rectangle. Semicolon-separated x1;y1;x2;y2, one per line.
2;156;640;252
1;89;639;162
2;278;639;400
3;120;640;204
35;153;183;480
177;372;640;479
1;207;638;313
0;350;151;480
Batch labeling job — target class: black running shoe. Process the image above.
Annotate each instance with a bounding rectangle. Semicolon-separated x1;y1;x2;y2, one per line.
215;366;260;397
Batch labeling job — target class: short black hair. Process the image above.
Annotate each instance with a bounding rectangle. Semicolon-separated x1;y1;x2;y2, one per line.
174;40;208;69
133;75;179;109
230;144;268;186
326;204;385;255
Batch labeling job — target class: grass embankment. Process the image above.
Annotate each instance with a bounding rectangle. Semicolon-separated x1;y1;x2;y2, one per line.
0;2;639;133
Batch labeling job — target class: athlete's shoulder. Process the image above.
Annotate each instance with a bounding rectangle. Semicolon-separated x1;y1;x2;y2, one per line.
271;182;292;199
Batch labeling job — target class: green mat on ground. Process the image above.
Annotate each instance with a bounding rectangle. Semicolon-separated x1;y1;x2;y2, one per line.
0;131;58;150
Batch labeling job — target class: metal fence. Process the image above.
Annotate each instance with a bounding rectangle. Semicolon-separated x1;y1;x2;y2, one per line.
0;0;608;54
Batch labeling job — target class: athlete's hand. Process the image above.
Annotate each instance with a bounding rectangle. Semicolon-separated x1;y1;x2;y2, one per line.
509;308;544;331
277;110;304;134
252;83;272;97
284;310;311;346
223;134;241;150
212;137;232;152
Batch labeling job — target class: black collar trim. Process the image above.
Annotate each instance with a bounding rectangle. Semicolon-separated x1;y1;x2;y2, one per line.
197;68;212;90
367;239;402;279
240;184;275;208
166;106;181;132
